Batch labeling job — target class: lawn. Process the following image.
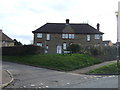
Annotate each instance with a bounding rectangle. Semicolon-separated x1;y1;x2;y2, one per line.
3;54;102;71
88;62;120;74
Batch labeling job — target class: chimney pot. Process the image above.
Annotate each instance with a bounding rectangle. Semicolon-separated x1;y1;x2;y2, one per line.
66;19;69;24
97;23;100;31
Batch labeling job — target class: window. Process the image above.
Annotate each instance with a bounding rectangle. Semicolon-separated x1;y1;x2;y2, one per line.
37;33;42;38
62;34;65;38
87;35;90;41
37;42;42;47
62;34;74;39
46;45;48;49
71;34;75;39
95;34;100;39
69;34;72;39
46;34;50;40
45;50;48;53
2;41;5;43
65;34;68;39
62;34;68;39
63;43;67;49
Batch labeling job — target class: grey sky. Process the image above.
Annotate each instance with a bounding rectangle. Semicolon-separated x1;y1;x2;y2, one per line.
0;0;119;44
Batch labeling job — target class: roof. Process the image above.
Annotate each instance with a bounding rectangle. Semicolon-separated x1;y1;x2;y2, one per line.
2;32;14;42
102;40;111;43
102;40;112;45
32;23;104;34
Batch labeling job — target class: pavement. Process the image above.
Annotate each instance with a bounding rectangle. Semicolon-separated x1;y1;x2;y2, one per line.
1;69;14;89
70;60;116;74
1;60;116;89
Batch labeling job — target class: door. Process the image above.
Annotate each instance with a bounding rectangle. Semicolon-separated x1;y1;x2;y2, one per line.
57;45;62;54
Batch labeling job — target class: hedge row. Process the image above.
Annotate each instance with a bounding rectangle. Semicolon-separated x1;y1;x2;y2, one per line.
2;45;44;56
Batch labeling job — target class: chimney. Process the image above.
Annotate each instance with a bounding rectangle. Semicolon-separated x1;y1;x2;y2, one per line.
0;29;2;33
66;19;69;24
97;23;100;31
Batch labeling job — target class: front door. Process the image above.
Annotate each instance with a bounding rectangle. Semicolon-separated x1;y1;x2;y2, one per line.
57;45;62;54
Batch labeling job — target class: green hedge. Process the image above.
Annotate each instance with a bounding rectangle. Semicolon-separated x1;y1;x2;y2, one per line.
2;45;44;56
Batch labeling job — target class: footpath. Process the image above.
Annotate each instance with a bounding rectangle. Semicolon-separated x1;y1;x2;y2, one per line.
70;60;116;74
1;69;14;89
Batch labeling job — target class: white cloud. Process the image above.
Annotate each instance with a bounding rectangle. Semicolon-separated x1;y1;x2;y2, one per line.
0;0;119;44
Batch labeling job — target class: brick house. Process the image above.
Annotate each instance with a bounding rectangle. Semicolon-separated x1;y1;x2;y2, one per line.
0;30;14;47
32;19;104;54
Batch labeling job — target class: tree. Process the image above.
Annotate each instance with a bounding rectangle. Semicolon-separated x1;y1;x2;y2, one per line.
14;39;22;46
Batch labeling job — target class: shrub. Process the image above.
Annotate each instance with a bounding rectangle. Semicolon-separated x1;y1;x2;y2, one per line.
67;44;80;53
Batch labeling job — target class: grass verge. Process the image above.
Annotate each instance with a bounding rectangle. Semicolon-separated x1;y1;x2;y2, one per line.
2;54;102;71
88;62;120;74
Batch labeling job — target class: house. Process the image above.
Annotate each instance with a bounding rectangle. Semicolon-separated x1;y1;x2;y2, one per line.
102;40;113;46
32;19;104;54
0;30;14;47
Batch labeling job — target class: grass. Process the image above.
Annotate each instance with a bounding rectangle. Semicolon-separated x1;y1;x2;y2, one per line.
2;54;102;71
88;62;120;74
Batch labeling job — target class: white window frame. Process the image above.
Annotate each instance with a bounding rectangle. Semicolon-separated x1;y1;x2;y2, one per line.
57;45;62;54
62;34;69;39
37;42;42;47
62;34;65;38
87;35;90;41
46;34;50;40
63;43;67;50
37;33;42;38
95;34;100;39
65;34;68;39
71;34;75;39
46;45;48;49
69;34;72;39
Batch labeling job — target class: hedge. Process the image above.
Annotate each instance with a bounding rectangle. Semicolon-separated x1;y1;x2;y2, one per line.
2;45;44;56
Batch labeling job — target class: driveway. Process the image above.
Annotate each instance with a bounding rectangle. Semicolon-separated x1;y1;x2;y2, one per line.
2;61;118;88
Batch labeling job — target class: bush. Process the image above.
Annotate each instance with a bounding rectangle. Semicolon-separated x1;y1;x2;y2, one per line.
67;44;80;53
2;45;44;56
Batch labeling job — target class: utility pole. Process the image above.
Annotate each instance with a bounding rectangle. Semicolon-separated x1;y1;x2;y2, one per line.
115;1;120;74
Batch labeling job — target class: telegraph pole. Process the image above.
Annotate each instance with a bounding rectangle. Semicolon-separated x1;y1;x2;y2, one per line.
115;1;120;74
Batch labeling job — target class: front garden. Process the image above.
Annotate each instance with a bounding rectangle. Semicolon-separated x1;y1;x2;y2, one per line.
3;54;102;71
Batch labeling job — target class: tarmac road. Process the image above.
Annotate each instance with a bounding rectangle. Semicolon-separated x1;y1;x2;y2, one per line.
2;61;118;88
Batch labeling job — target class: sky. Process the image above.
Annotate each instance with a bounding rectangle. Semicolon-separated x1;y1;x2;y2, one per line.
0;0;120;44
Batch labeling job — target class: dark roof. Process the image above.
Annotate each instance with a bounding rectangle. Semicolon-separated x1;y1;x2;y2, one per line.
2;32;14;42
32;23;104;34
103;40;112;43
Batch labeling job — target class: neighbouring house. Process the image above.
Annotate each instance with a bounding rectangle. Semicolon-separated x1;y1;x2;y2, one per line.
32;19;104;54
102;40;113;46
0;30;14;47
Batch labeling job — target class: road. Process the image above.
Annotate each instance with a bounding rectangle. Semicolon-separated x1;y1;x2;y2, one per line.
2;61;118;88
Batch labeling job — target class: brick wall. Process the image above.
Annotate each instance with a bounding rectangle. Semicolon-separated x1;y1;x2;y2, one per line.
33;33;103;54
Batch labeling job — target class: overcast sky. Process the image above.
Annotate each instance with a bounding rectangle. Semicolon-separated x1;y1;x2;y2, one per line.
0;0;120;44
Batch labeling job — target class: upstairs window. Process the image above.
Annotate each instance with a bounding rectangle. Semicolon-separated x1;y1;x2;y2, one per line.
37;42;42;47
71;34;75;39
62;34;65;38
62;34;74;39
87;35;90;41
37;33;42;38
46;34;50;40
62;34;68;39
95;34;100;39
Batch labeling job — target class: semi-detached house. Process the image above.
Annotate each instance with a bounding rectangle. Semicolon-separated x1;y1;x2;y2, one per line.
32;19;104;54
